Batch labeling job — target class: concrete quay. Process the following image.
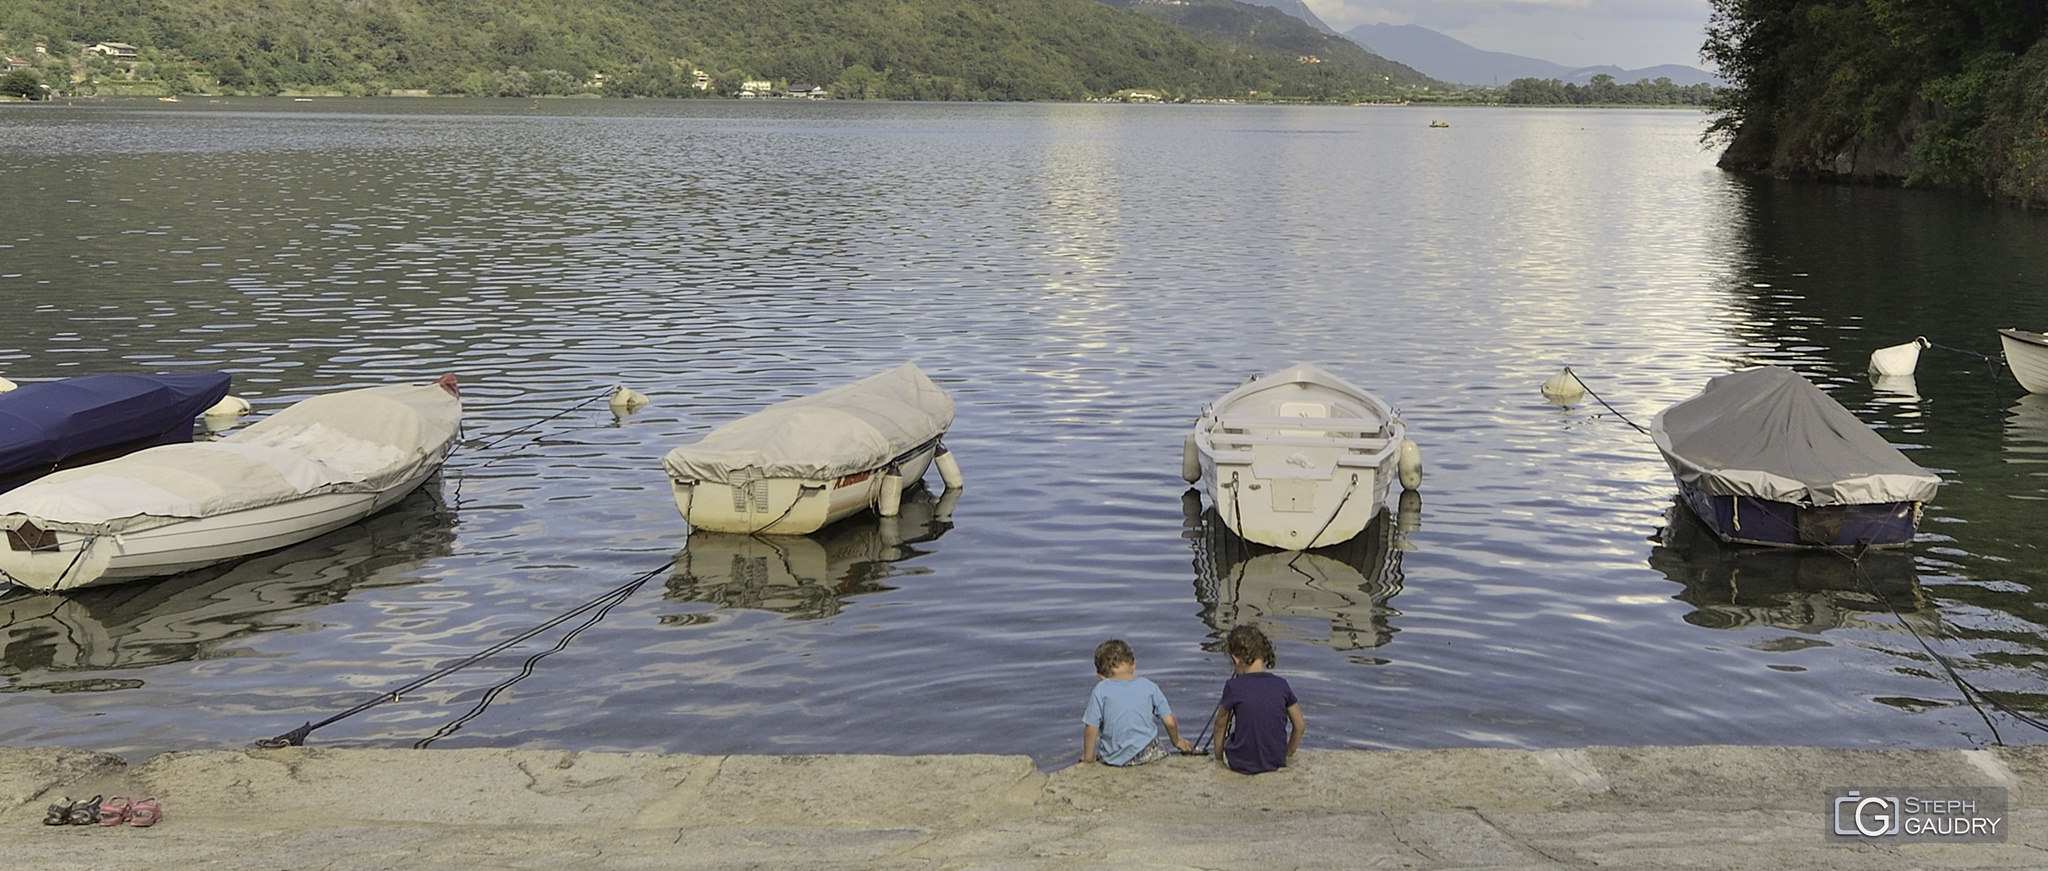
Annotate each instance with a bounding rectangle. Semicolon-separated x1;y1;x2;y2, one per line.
1;744;2042;869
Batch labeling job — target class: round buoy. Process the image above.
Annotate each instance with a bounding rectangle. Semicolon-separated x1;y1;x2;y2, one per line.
935;445;964;490
1540;367;1584;407
1181;432;1202;484
1397;439;1423;491
608;386;650;415
877;466;904;517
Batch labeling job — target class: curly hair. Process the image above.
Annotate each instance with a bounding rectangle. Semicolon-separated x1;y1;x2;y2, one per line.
1224;624;1276;668
1093;639;1134;675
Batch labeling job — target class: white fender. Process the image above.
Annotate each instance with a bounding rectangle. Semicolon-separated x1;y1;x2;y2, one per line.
204;394;251;418
935;445;964;490
1397;439;1423;491
1181;432;1201;484
877;466;904;517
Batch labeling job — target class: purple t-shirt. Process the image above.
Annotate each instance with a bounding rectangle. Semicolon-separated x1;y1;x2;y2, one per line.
1218;671;1297;774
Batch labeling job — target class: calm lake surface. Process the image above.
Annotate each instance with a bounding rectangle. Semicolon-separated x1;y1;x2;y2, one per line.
3;99;2047;768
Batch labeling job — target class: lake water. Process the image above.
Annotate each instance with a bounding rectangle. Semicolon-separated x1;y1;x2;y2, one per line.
3;98;2046;768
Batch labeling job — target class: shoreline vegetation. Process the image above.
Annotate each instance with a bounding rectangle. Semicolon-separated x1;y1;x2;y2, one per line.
0;0;1713;109
1705;0;2048;207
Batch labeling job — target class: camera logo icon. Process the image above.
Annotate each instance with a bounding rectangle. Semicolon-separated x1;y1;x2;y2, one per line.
1834;790;1901;837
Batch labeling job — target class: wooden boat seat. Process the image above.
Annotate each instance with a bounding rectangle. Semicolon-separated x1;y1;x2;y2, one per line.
1210;414;1392;455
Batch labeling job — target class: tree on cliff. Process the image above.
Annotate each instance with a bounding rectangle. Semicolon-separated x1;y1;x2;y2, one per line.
1704;0;2048;205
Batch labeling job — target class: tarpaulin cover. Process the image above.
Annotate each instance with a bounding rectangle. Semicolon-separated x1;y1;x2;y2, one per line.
0;373;232;484
0;381;460;529
663;363;953;484
1651;366;1940;506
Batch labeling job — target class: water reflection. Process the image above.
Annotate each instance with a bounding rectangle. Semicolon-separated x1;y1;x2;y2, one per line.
2006;394;2048;481
0;483;453;680
1186;489;1410;652
662;486;956;621
1647;502;1926;634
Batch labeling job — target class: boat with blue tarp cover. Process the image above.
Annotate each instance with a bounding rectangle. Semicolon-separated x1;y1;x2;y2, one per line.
0;372;233;494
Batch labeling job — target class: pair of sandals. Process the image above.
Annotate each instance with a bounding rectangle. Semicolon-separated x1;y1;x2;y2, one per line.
41;795;161;827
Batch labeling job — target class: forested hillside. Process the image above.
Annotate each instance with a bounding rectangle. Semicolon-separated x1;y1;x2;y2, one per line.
0;0;1435;102
1706;0;2048;205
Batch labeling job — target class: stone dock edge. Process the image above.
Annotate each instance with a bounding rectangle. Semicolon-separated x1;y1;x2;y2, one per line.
2;744;2043;868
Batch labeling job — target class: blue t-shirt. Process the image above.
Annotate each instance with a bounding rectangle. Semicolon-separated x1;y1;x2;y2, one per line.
1081;676;1173;766
1218;671;1297;774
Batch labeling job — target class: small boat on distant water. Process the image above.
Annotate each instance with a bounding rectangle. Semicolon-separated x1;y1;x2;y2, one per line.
1187;363;1417;550
0;376;461;592
1651;366;1940;549
1998;328;2048;393
662;363;961;535
0;372;232;494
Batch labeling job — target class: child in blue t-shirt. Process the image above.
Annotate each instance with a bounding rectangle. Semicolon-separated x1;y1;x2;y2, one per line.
1211;624;1305;774
1081;639;1193;766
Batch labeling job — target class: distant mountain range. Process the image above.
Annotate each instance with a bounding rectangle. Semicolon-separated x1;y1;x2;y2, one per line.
1344;23;1720;87
1222;2;1720;87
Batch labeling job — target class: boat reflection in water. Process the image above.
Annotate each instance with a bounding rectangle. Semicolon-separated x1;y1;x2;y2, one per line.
1187;488;1414;653
664;486;957;622
1647;501;1925;634
0;483;454;679
2006;394;2048;484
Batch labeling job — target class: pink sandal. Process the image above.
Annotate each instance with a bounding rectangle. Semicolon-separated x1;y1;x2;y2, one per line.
127;798;161;828
98;796;133;826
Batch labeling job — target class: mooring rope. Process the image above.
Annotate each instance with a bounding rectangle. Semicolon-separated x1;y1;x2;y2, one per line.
1926;340;2000;367
256;557;675;749
1559;366;1651;434
412;569;650;748
1833;545;2048;743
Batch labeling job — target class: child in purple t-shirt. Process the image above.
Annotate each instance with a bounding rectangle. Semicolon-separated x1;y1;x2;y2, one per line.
1210;625;1305;774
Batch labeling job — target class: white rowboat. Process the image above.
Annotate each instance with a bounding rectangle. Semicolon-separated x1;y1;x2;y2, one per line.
1999;328;2048;394
1188;363;1414;550
0;376;462;592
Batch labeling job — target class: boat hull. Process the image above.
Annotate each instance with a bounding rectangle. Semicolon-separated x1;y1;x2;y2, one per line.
0;466;440;591
2000;329;2048;394
672;440;939;535
1193;364;1405;550
1674;478;1921;549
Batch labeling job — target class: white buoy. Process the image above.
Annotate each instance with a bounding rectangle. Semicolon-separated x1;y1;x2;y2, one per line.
204;394;251;418
1870;372;1920;399
1397;439;1423;491
0;376;16;394
1180;432;1201;484
608;386;650;415
935;445;964;490
1540;367;1585;407
877;466;904;517
1868;337;1929;377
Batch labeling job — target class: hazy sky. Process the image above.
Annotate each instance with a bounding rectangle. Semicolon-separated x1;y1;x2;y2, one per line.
1306;0;1717;71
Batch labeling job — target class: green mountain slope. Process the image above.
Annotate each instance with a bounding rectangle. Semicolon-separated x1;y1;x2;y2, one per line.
0;0;1433;101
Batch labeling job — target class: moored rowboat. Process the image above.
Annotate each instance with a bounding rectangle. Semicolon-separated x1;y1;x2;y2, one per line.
1188;363;1415;550
0;372;233;493
0;376;462;592
1998;328;2048;394
1651;366;1939;549
662;363;960;535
